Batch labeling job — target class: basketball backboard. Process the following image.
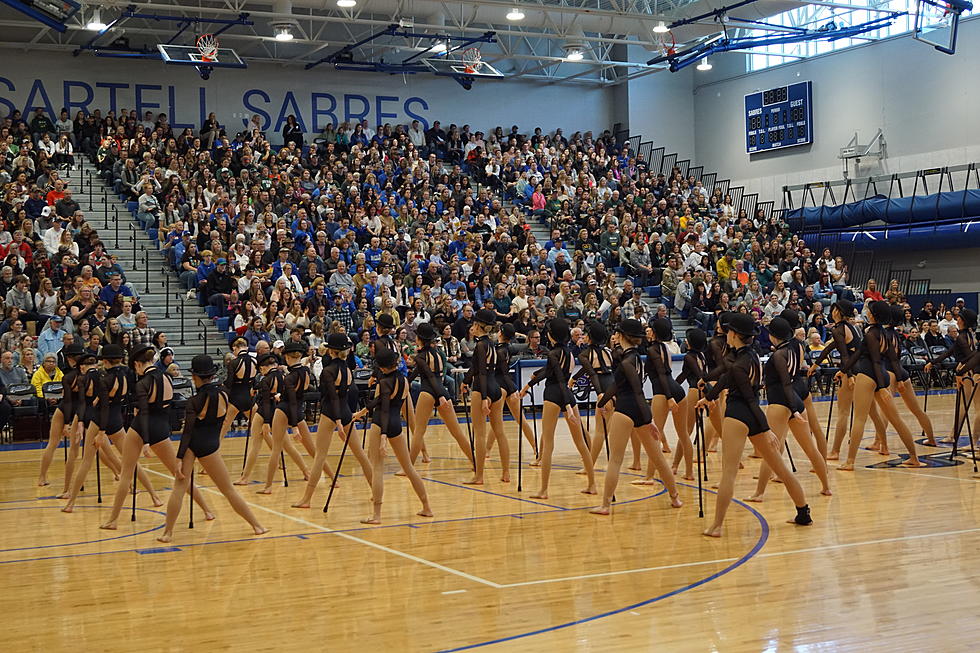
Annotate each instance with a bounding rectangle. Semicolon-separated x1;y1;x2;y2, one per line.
913;0;968;54
157;44;247;68
422;58;503;78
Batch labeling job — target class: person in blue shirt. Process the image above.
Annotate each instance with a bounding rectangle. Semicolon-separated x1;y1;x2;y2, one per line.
443;270;466;296
195;250;216;304
98;273;135;313
37;316;67;357
364;237;384;270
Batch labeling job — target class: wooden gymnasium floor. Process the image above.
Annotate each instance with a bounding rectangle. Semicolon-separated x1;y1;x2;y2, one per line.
2;391;979;652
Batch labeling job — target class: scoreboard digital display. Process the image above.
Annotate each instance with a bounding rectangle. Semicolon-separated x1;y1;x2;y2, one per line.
744;81;813;154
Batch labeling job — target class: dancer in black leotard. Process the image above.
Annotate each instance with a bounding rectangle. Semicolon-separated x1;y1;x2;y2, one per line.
778;310;827;459
591;319;682;515
259;342;324;494
374;312;416;448
293;333;374;508
408;323;475;469
461;310;508;484
519;318;595;499
838;301;923;470
672;328;708;480
236;354;307;484
101;345;215;529
746;317;831;502
878;305;935;448
696;312;812;537
356;349;433;524
158;355;268;543
39;343;83;492
572;321;616;465
494;323;540;464
638;318;689;484
221;338;257;438
926;308;978;443
63;345;160;512
807;300;885;458
702;313;735;451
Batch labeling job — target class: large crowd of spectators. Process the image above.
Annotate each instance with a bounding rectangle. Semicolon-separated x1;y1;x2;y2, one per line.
0;104;964;427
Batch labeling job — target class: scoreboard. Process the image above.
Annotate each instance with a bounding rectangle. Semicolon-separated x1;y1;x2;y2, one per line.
744;81;813;154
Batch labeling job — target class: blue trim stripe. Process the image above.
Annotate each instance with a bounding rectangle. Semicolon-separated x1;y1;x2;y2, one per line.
0;505;164;552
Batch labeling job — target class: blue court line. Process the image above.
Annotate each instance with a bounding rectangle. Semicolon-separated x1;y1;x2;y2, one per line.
437;491;771;652
0;505;164;552
421;477;569;510
138;547;180;554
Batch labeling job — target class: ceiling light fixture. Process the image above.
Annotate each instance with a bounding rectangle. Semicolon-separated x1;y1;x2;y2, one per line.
696;57;712;71
430;40;448;53
337;0;356;7
506;7;525;20
275;26;294;41
653;21;669;33
87;9;107;31
565;48;584;61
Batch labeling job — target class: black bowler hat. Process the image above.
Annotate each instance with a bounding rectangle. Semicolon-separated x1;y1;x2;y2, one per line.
376;313;395;329
779;309;802;330
500;323;517;341
889;305;905;327
416;323;438;342
190;354;218;377
257;353;279;366
717;311;734;333
961;308;978;329
326;333;353;350
284;341;307;355
99;344;126;360
832;299;855;319
375;348;399;369
129;344;156;363
768;317;793;341
618;319;646;340
869;301;891;325
474;309;497;326
686;328;707;352
728;313;760;337
63;343;84;357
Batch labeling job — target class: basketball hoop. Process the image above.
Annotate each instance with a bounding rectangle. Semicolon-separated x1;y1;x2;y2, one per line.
654;30;677;58
462;47;482;74
196;33;219;63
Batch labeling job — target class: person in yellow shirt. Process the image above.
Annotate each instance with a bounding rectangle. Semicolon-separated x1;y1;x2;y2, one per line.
31;353;63;405
715;250;735;283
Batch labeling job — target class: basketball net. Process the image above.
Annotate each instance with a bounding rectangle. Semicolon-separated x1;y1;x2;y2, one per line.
196;33;219;63
655;31;677;58
462;47;482;74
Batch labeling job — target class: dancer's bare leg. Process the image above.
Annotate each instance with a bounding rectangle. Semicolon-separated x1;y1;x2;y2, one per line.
565;404;595;493
408;392;435;463
841;374;877;470
296;420;333;481
590;412;633;515
38;409;66;486
362;428;385;524
505;394;539;462
633;423;682;507
746;405;791;501
152;439;214;516
875;390;924;466
293;417;340;508
389;434;433;517
628;431;642;470
108;430;161;504
897;380;935;445
235;416;267;485
487;400;509;482
464;391;490;485
157;453;194;542
100;429;146;529
802;396;826;459
199;452;268;533
531;402;560;499
828;380;854;459
62;423;103;512
57;424;82;498
258;411;293;494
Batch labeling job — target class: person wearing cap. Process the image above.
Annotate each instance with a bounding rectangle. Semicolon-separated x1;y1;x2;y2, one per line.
220;338;257;440
63;344;163;513
459;309;509;484
488;322;540;464
292;332;374;509
878;305;935;450
37;342;83;490
519;318;596;498
157;355;268;543
354;347;434;524
259;341;324;496
205;257;235;316
695;312;813;535
235;353;307;486
745;317;832;503
101;344;216;530
807;299;877;458
569;321;616;467
838;302;924;471
638;318;689;485
591;319;681;515
407;323;475;471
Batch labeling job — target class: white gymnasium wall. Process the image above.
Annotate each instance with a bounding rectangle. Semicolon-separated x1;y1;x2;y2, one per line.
691;17;980;202
625;48;696;157
0;51;616;139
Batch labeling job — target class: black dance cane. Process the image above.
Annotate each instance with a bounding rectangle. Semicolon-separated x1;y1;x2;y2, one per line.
695;407;705;518
96;448;102;503
951;383;963;461
825;379;837;443
188;465;195;529
281;448;289;487
242;415;251;472
462;390;475;467
785;440;797;473
131;465;137;521
965;384;979;472
323;421;354;513
517;391;524;492
530;384;539;455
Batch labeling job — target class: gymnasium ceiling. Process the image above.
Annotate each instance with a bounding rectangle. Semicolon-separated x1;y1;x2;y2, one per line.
0;0;815;85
